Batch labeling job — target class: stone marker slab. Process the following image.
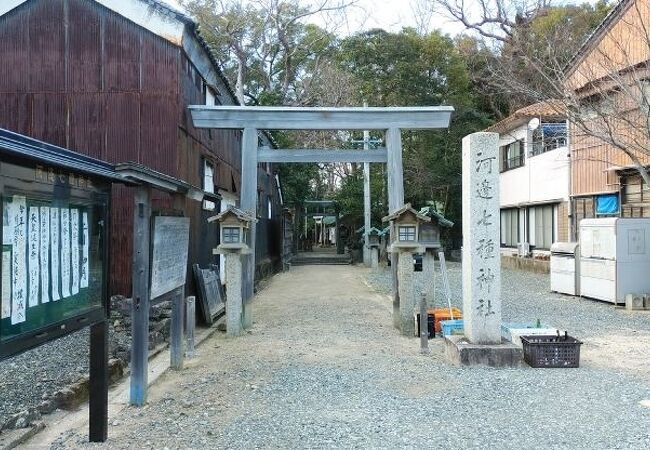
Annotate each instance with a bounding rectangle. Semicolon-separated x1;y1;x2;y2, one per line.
462;132;501;344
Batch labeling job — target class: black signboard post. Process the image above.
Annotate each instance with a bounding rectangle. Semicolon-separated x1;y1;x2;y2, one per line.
0;129;123;442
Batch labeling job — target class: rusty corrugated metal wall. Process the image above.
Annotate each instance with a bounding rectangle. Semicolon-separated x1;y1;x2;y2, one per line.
0;0;269;296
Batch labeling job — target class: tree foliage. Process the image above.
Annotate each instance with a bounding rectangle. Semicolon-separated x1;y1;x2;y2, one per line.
181;0;349;105
333;29;491;238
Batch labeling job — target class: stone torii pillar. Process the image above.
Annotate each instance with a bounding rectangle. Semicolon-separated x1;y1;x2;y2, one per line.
386;128;404;329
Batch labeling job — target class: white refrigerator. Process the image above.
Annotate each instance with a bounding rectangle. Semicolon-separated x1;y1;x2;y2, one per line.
579;218;650;304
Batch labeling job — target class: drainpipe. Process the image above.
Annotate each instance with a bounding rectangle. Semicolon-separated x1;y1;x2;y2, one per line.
567;118;576;242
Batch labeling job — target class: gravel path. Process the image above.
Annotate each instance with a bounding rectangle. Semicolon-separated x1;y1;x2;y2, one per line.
369;261;650;381
48;264;650;449
0;329;90;428
0;318;131;429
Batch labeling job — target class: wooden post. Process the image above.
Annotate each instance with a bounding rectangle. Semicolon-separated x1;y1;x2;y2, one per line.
170;287;185;370
130;186;151;406
185;296;196;358
386;128;404;329
89;320;108;442
240;128;258;329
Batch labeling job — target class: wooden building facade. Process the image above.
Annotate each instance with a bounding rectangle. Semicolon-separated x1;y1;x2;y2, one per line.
0;0;282;295
564;0;650;237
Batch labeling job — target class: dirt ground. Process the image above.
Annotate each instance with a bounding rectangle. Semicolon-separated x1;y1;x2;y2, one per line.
582;332;650;381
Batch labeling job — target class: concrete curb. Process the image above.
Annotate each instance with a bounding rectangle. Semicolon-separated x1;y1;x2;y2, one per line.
7;316;224;449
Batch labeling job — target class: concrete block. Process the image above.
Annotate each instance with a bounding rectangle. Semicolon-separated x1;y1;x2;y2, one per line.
444;335;523;367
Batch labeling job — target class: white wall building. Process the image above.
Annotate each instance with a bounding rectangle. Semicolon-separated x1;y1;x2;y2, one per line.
486;101;570;256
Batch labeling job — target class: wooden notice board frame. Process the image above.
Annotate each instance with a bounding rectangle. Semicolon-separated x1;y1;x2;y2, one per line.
0;128;124;443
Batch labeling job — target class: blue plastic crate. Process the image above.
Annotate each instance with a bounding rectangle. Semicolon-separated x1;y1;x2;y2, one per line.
441;319;464;336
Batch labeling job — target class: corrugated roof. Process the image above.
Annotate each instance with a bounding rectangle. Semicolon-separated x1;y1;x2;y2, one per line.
144;0;241;106
484;100;566;134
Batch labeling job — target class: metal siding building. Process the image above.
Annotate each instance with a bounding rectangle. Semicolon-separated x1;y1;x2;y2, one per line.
0;0;282;295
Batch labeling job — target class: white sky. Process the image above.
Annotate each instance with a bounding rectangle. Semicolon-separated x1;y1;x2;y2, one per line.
163;0;468;36
163;0;599;37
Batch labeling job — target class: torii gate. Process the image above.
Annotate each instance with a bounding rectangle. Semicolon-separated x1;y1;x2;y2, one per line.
189;106;453;330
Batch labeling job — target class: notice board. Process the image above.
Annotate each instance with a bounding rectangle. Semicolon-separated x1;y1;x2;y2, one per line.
192;264;225;324
149;216;190;300
1;161;108;358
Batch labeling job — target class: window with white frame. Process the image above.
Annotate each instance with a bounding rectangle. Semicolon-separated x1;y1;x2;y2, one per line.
500;140;524;171
398;225;416;241
203;160;216;211
500;208;519;247
530;204;554;250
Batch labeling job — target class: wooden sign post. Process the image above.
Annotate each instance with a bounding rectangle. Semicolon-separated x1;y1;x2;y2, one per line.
129;186;151;406
130;213;190;405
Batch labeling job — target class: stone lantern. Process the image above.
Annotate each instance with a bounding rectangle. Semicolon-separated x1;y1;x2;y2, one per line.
366;227;382;268
382;203;431;335
208;206;257;337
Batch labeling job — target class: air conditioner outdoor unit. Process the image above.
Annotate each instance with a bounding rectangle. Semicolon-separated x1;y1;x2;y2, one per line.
517;242;531;257
625;293;645;310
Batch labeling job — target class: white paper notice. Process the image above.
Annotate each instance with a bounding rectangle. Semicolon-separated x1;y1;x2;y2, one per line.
70;209;79;296
40;207;50;303
50;208;61;302
11;196;27;325
81;212;89;289
60;208;71;299
27;207;40;307
2;250;10;319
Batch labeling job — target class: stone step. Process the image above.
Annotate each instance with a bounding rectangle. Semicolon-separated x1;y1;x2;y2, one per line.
291;257;351;266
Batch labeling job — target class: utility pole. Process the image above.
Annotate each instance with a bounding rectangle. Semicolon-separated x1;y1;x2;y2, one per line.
348;102;382;266
363;101;371;267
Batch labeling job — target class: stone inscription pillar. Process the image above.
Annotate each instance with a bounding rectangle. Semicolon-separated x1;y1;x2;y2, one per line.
225;253;243;337
462;132;501;344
